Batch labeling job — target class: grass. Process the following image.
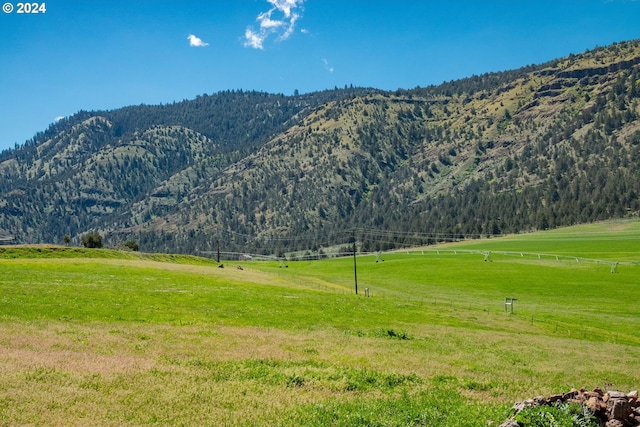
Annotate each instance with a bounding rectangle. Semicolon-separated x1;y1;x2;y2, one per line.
0;219;639;425
0;245;219;265
443;219;640;261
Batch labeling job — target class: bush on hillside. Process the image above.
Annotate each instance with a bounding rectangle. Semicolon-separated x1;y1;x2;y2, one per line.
81;232;103;248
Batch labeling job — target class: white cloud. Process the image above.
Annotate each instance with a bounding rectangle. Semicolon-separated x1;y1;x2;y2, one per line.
258;11;283;29
268;0;297;17
188;34;209;47
279;12;299;40
244;0;304;49
244;29;264;50
322;58;334;73
54;116;64;122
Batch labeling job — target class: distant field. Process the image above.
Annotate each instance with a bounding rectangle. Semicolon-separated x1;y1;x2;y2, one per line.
442;218;640;261
1;220;639;426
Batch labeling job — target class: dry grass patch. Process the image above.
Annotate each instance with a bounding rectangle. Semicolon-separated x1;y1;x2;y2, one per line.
2;319;639;425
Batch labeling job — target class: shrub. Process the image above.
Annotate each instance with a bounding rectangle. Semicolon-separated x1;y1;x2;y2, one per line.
81;232;103;248
514;403;599;427
120;240;139;251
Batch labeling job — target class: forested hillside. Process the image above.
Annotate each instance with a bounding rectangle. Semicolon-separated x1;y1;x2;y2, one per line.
1;40;639;255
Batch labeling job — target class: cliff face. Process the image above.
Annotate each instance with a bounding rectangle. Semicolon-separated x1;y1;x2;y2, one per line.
556;56;640;79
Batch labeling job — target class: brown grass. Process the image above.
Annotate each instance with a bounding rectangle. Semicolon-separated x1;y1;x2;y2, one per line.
1;318;639;425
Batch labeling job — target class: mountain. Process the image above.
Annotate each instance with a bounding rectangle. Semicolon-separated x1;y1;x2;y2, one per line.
1;40;639;255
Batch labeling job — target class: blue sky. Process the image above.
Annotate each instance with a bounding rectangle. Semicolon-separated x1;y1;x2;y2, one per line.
1;0;639;152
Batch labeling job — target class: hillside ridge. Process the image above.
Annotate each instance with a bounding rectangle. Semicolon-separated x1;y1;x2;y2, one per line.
1;40;639;254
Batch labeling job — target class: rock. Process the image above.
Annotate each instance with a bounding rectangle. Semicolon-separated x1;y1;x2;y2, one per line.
588;396;606;413
608;391;629;399
502;388;640;427
547;394;563;403
608;398;632;420
533;396;547;406
512;399;537;414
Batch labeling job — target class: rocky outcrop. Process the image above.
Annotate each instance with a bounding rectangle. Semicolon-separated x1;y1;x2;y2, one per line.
500;389;640;427
556;57;640;80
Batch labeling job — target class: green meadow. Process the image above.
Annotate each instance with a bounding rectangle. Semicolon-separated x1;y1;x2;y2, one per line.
0;220;639;426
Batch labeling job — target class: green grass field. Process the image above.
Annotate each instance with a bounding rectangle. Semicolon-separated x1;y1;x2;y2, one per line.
0;220;639;426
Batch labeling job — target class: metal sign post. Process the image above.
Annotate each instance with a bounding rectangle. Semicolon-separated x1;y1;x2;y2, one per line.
504;297;517;314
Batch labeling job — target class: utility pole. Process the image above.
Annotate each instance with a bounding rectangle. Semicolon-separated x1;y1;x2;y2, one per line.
216;237;220;263
352;230;358;295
